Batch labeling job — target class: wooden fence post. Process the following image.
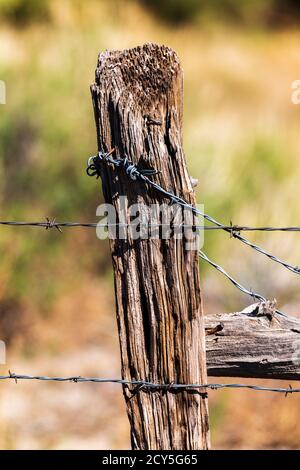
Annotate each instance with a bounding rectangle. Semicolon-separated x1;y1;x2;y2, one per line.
91;44;210;450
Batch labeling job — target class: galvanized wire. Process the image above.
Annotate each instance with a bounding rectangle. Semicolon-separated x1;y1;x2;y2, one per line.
2;219;300;232
87;151;300;275
137;173;300;275
0;373;298;395
199;250;287;317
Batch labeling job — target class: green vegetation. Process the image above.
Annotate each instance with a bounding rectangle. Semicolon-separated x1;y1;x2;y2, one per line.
0;0;51;25
140;0;300;26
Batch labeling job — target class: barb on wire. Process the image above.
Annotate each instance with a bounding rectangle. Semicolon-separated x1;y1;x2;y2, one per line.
45;217;62;233
1;373;299;394
87;150;300;276
199;250;287;317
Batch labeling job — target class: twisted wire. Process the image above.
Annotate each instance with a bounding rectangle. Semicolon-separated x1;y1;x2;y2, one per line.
0;373;298;395
3;220;300;231
198;250;287;317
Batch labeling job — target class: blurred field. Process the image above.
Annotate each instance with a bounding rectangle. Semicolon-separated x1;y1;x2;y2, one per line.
1;0;300;449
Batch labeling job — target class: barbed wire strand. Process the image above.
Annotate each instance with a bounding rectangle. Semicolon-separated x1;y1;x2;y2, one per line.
0;373;298;395
199;250;287;317
3;220;300;232
87;151;300;275
134;170;300;275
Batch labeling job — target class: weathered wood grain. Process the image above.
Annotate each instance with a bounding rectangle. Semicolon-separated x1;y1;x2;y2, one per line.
91;44;210;450
205;308;300;380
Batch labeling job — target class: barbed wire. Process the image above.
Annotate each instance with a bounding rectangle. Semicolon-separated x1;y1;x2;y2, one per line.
0;152;298;400
199;250;287;317
3;219;300;232
0;373;299;395
87;151;300;275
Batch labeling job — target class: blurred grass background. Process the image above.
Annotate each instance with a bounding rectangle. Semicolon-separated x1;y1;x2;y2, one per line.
1;0;300;449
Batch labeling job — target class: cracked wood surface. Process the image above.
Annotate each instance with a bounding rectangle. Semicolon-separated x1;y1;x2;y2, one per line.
205;308;300;380
91;44;210;450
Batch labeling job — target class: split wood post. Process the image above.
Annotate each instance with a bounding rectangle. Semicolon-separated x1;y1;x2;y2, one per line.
91;44;210;450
